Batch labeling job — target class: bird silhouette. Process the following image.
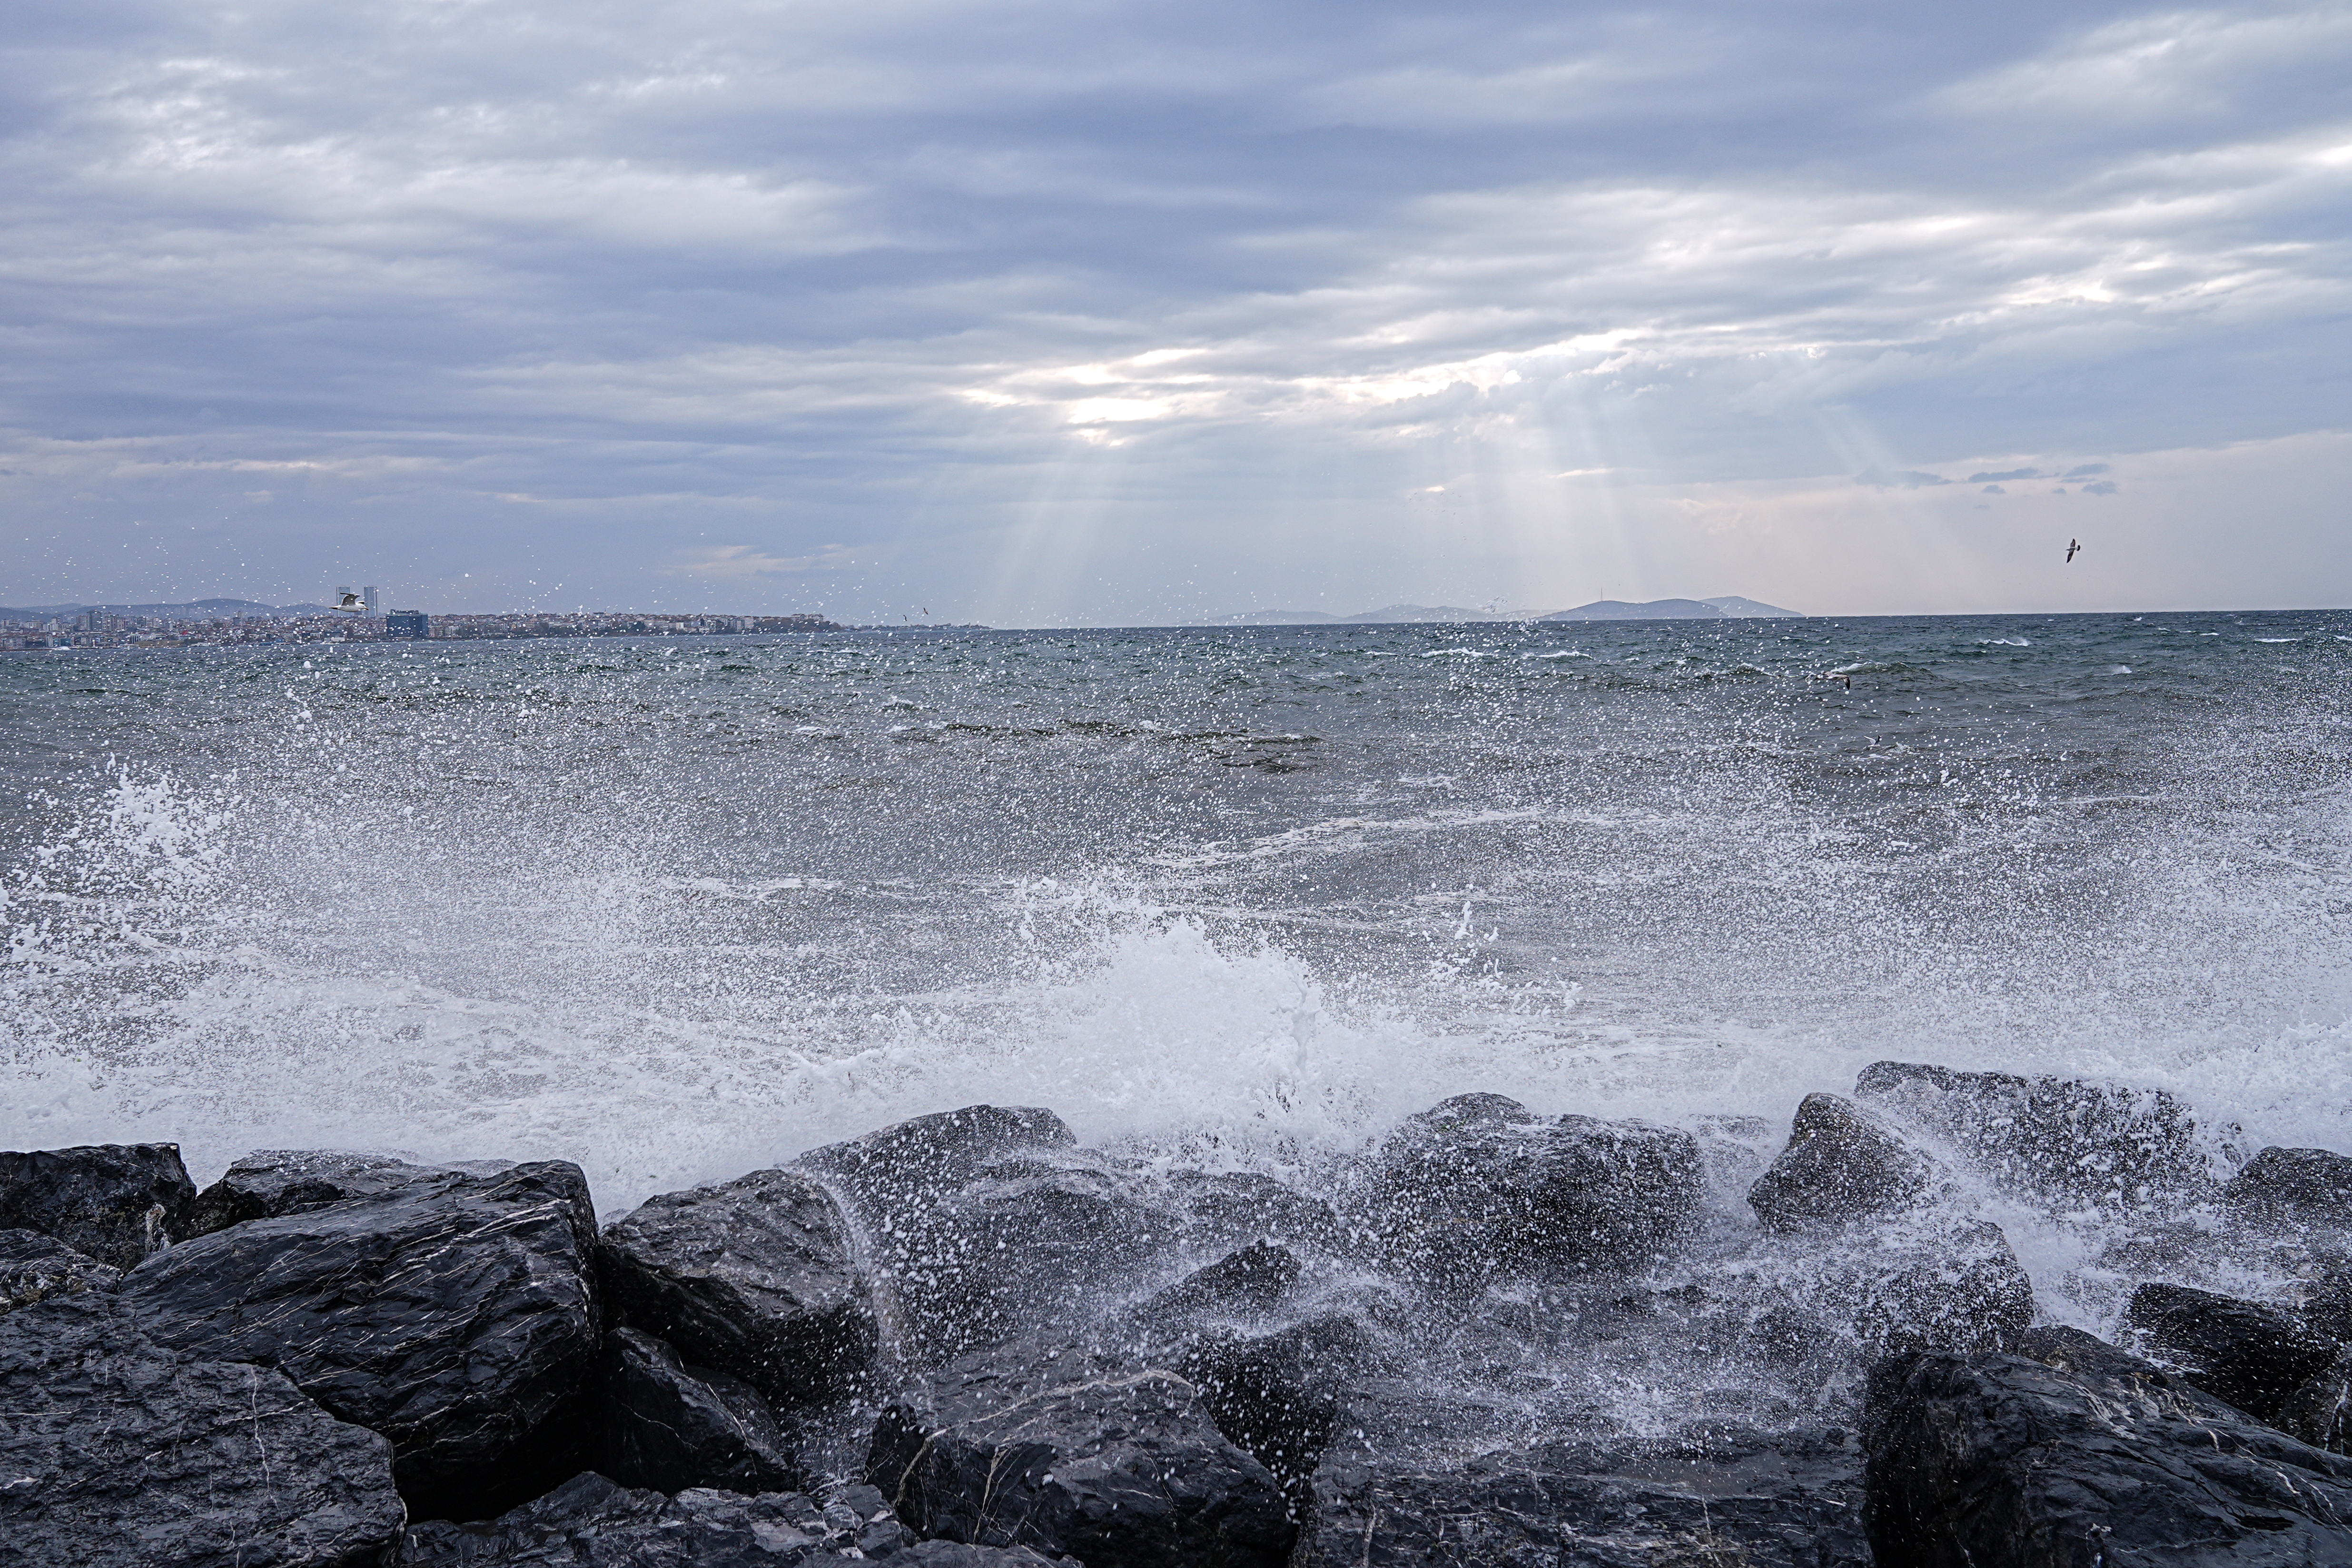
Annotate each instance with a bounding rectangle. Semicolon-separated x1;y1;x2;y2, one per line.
332;588;363;612
2065;539;2082;563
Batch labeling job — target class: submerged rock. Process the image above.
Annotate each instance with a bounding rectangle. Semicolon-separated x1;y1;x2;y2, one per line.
1864;1324;2352;1565
600;1167;877;1406
1290;1426;1870;1568
0;1227;120;1314
0;1142;198;1267
0;1292;404;1568
1854;1060;2210;1213
1749;1092;1950;1231
595;1326;800;1496
1140;1242;1303;1323
868;1346;1294;1567
2223;1145;2352;1232
403;1470;1061;1565
799;1104;1078;1199
120;1159;603;1522
186;1148;505;1235
1366;1094;1704;1289
1176;1310;1394;1516
1809;1214;2035;1358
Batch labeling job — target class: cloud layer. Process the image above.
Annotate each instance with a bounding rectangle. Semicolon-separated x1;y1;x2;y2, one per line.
3;0;2348;619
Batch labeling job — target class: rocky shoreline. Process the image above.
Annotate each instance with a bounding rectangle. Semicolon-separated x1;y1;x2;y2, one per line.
7;1062;2352;1565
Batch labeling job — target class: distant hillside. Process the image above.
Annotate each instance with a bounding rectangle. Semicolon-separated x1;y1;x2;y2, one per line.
1541;596;1802;621
1205;603;1512;625
1204;595;1799;625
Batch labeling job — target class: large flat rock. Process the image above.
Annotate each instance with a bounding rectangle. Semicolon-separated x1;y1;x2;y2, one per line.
120;1159;604;1521
0;1292;404;1568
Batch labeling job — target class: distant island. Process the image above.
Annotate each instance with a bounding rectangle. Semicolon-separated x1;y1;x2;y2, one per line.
1201;596;1801;625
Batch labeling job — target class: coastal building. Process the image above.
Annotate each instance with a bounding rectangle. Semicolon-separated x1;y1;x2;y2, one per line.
385;611;430;639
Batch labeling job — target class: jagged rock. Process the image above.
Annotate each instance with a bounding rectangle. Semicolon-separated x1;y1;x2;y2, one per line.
1365;1094;1704;1289
867;1346;1294;1566
1140;1242;1302;1322
0;1292;404;1568
1854;1060;2209;1213
1806;1214;2034;1357
1176;1310;1393;1515
1864;1324;2352;1565
805;1107;1173;1361
595;1326;800;1495
2224;1145;2352;1231
600;1167;877;1406
1291;1426;1870;1568
187;1149;509;1235
1749;1092;1949;1230
120;1159;603;1521
403;1469;1063;1565
0;1142;197;1267
0;1227;120;1314
2127;1281;2342;1427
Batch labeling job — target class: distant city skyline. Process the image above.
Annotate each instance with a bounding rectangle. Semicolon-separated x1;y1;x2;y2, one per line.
3;2;2347;624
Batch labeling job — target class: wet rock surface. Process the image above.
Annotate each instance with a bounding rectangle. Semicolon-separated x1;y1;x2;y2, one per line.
1291;1425;1872;1568
595;1326;802;1496
186;1148;507;1236
600;1167;877;1406
1364;1093;1704;1288
0;1292;405;1568
19;1069;2352;1565
1866;1325;2352;1566
867;1345;1294;1567
0;1226;120;1314
121;1158;605;1521
1854;1059;2212;1213
1749;1092;1949;1230
0;1142;197;1267
403;1471;1063;1565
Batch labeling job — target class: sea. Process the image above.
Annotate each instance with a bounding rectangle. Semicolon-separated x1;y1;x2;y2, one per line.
4;610;2350;1340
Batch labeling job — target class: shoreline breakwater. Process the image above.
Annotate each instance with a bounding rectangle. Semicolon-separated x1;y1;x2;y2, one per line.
9;1059;2352;1565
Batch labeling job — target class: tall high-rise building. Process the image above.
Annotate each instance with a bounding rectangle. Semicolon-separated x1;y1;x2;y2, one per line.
363;585;380;617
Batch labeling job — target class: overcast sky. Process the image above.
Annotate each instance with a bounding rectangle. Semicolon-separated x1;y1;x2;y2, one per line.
3;0;2347;621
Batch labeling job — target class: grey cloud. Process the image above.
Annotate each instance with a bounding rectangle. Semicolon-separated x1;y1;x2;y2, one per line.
2064;463;2113;478
1982;483;2006;493
2081;480;2119;494
1856;468;1951;490
1969;468;2044;482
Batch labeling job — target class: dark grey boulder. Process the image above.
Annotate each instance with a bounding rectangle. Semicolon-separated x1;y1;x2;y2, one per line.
804;1108;1174;1361
1365;1094;1704;1289
1176;1310;1394;1516
867;1345;1295;1567
0;1292;404;1568
403;1469;1063;1565
2127;1282;2342;1427
1166;1170;1343;1253
0;1226;120;1314
594;1326;800;1495
1854;1060;2210;1213
0;1142;197;1267
1749;1092;1949;1230
187;1148;507;1235
2224;1145;2352;1231
600;1167;876;1406
1806;1214;2035;1357
120;1159;603;1521
1864;1324;2352;1565
1140;1242;1302;1323
1290;1426;1870;1568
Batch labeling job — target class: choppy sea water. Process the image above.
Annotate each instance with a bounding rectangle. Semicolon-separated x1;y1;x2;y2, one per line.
4;611;2350;1345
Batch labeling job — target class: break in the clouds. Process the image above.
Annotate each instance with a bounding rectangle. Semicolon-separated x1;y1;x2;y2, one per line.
1;0;2348;621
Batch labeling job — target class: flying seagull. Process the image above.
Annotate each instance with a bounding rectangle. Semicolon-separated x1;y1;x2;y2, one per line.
2065;539;2082;563
332;587;363;612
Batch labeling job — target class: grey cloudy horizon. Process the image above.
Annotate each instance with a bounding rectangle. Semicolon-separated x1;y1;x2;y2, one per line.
3;0;2348;623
